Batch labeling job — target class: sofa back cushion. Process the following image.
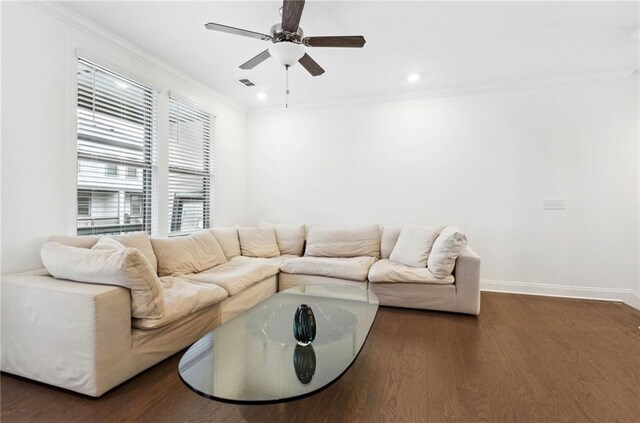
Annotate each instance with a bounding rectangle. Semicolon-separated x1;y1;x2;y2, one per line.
151;230;227;277
48;232;158;273
389;225;439;268
260;223;306;256
211;227;241;259
238;227;280;258
380;226;402;259
41;239;165;319
427;226;468;279
305;225;381;258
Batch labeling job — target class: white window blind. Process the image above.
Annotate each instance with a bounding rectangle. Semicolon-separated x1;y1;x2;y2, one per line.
168;97;213;236
77;58;157;235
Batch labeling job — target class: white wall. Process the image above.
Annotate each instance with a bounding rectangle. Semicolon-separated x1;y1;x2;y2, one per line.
1;2;248;273
247;76;640;303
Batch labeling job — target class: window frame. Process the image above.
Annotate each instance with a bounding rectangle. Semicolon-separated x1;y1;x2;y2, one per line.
75;57;157;236
167;96;214;237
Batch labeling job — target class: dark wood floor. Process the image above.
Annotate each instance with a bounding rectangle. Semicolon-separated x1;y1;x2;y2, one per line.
2;292;640;422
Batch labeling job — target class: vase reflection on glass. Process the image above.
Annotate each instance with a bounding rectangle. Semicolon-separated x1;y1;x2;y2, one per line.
293;344;316;384
293;304;316;346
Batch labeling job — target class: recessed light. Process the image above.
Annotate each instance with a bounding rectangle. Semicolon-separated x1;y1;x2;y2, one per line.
114;80;129;89
256;92;268;100
407;74;420;82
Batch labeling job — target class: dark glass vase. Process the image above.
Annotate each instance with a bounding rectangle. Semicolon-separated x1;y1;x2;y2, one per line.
293;344;316;385
293;304;316;346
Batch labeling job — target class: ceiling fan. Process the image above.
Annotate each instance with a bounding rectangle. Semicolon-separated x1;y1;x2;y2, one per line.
204;0;366;77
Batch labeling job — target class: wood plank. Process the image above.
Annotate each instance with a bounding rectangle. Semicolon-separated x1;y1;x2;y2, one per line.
2;292;639;422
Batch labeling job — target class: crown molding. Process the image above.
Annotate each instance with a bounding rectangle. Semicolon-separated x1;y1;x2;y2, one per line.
27;1;246;114
250;68;638;116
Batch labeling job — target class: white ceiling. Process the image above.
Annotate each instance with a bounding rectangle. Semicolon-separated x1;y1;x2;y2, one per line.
62;1;639;109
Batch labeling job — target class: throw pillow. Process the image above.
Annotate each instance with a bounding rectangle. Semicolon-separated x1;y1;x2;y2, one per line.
41;241;165;319
427;226;468;278
389;225;439;268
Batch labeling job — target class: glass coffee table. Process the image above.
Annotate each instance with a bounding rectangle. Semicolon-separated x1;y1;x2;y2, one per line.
178;284;379;403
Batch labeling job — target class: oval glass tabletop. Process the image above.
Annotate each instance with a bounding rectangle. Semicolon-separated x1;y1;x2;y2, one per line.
178;284;379;403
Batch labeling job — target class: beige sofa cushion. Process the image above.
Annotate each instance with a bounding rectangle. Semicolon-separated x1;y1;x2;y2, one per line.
238;227;280;258
40;240;165;319
151;230;227;277
380;226;402;259
261;223;306;256
184;260;280;296
280;256;376;281
368;259;454;284
230;254;298;267
133;276;228;330
112;232;158;273
389;225;439;268
305;225;380;258
427;226;468;279
48;234;100;249
211;227;241;259
48;232;158;273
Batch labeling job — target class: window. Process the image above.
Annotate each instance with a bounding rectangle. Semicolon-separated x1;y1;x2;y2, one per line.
168;97;213;236
126;193;142;216
105;163;118;176
126;167;138;179
77;190;91;216
76;58;157;235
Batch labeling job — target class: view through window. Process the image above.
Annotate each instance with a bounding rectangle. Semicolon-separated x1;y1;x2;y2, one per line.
76;58;157;235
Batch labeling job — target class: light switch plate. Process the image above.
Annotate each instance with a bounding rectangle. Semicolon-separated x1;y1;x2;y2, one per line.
544;199;565;210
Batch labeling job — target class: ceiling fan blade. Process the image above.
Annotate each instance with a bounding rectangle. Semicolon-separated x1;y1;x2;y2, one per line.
303;36;366;48
239;49;271;70
298;53;325;77
282;0;305;33
205;22;271;41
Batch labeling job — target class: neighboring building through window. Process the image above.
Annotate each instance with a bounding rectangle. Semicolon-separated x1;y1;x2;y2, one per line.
76;58;156;235
168;97;213;236
105;163;118;176
126;167;138;179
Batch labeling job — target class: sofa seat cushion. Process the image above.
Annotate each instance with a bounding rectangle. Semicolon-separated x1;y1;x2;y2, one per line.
280;256;376;282
368;259;454;285
184;260;279;296
133;277;228;330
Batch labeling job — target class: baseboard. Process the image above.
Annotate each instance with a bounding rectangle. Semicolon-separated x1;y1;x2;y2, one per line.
481;279;640;311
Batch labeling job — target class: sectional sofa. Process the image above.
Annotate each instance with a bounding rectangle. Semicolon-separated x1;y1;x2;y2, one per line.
0;224;480;397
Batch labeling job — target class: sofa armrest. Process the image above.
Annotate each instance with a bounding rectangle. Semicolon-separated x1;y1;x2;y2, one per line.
453;247;481;315
1;272;134;396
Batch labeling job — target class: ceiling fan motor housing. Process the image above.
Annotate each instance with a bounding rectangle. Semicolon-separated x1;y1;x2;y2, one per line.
270;23;304;43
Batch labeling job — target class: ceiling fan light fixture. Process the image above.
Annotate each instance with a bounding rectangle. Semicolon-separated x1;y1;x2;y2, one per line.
407;73;420;82
269;41;305;67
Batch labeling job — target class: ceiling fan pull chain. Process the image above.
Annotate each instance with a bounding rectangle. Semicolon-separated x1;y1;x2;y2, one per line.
285;64;290;109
